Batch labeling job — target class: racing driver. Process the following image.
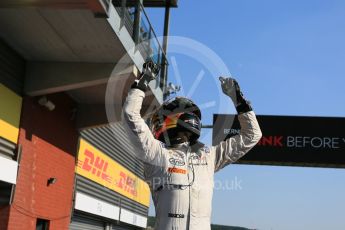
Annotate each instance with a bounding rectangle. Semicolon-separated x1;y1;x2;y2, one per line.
122;61;262;230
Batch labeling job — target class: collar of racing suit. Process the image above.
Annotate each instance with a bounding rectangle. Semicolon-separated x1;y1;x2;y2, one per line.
168;141;190;150
168;141;205;152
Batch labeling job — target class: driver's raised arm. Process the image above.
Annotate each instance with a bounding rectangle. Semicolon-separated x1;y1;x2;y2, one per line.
122;62;164;165
213;77;262;172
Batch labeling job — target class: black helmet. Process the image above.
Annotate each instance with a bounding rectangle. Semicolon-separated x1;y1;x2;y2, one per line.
150;97;202;145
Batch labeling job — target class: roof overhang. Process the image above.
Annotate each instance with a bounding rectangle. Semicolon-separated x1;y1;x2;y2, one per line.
0;3;163;128
25;61;161;128
0;0;178;9
114;0;178;8
0;0;109;16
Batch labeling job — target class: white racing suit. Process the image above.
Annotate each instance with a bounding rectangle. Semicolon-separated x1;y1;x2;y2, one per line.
122;89;262;230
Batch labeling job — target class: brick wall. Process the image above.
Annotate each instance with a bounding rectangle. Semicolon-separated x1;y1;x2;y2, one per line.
7;93;78;230
0;205;10;229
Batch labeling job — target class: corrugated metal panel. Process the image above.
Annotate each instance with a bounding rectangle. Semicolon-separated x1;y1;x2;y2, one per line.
80;123;145;180
70;213;105;230
77;122;149;217
76;175;148;216
112;224;137;230
0;137;16;160
0;39;25;95
70;211;141;230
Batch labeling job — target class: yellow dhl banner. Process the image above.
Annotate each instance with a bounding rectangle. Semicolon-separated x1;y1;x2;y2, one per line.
0;84;22;144
76;138;150;207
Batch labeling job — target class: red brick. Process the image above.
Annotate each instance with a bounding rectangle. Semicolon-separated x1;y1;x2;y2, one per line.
7;93;78;230
0;206;10;230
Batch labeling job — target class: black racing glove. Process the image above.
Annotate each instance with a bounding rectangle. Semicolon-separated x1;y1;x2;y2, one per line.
219;77;252;114
131;61;160;92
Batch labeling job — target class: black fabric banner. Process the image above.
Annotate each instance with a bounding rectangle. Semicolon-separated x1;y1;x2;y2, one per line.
212;114;345;168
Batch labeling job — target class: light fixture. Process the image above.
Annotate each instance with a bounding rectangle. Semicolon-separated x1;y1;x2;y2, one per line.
47;177;57;186
38;96;55;111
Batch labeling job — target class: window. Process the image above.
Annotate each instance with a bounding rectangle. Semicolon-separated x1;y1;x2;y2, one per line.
36;219;49;230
